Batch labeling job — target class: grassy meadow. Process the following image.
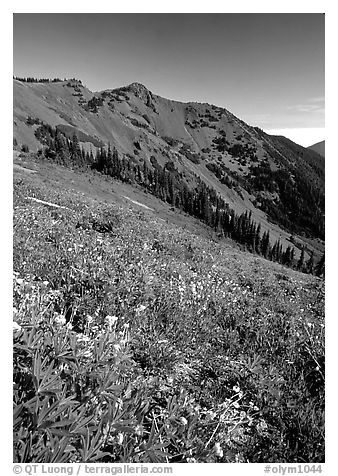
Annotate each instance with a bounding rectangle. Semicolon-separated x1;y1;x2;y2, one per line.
13;164;324;463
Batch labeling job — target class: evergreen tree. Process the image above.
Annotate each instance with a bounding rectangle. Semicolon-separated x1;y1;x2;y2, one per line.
261;231;270;258
255;223;261;254
89;148;94;164
315;253;325;277
70;133;82;164
283;246;292;266
297;247;305;271
306;251;314;274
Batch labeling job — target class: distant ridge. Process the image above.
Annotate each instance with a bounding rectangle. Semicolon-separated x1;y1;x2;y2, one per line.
308;140;325;158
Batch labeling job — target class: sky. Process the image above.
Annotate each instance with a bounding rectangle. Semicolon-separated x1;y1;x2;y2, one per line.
13;13;325;146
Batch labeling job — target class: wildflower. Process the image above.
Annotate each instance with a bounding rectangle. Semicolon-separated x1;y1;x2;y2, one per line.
180;417;188;426
135;424;144;436
13;321;22;332
260;419;268;429
117;433;124;445
123;322;130;329
233;385;240;393
136;304;147;313
43;281;49;286
214;442;223;458
233;401;240;409
77;335;90;343
66;322;73;330
105;315;118;327
16;278;24;285
86;315;93;324
54;315;66;326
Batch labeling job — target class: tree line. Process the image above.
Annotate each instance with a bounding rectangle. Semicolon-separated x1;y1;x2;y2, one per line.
13;76;82;84
32;122;324;277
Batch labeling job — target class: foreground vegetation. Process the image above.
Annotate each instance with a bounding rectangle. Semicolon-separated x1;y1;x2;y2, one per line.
13;172;324;463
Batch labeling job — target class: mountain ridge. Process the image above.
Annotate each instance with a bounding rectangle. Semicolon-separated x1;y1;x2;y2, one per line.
13;77;324;262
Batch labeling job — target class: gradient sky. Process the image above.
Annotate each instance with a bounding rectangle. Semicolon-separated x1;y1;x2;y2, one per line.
13;13;325;146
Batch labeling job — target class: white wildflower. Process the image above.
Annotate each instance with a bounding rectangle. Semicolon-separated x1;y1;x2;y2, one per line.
77;334;90;343
214;442;223;458
180;417;188;426
233;385;240;393
86;315;93;324
13;321;22;332
260;419;268;429
135;424;144;436
136;304;147;313
54;315;66;326
105;315;118;327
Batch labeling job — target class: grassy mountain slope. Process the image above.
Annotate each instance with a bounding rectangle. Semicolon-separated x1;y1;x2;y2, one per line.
13;79;324;260
307;140;325;158
13;155;324;463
